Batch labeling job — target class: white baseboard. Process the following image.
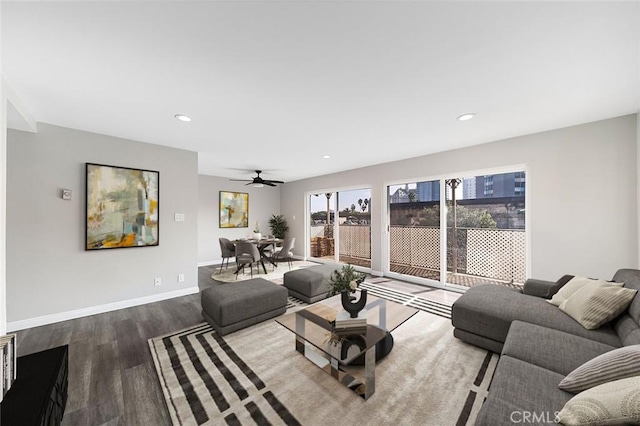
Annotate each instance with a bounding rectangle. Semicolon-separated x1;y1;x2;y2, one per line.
7;286;200;332
371;270;384;277
198;260;220;267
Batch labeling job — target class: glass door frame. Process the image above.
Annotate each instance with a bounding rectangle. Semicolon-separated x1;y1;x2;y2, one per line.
305;186;373;274
383;164;530;291
306;191;337;264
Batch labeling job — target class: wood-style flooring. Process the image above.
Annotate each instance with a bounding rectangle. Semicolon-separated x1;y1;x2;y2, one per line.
12;262;458;425
14;266;224;425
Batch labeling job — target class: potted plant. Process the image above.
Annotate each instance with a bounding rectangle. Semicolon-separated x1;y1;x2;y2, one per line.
328;264;366;296
329;264;368;318
253;221;262;240
268;214;289;239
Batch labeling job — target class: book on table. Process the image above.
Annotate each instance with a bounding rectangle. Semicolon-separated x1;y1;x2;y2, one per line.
334;309;368;331
333;325;368;336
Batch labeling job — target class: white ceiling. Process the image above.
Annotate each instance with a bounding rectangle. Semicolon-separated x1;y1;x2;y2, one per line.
2;1;639;183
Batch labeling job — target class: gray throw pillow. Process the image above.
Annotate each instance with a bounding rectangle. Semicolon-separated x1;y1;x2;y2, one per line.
558;345;640;393
557;376;640;425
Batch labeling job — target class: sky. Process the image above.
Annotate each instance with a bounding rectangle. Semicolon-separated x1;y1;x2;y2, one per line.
309;180;464;214
309;188;372;213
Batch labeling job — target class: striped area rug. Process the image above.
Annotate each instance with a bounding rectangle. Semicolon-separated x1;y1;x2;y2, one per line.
149;306;497;425
359;282;453;319
150;323;297;425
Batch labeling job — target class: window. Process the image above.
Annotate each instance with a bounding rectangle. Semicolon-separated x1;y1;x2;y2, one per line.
387;169;526;289
308;189;372;269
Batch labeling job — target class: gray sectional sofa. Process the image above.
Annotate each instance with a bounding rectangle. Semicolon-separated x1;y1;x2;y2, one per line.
451;269;640;425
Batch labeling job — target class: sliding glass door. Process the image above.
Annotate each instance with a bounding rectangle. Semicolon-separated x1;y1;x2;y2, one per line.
445;172;526;289
337;189;371;268
308;193;335;262
307;189;372;269
387;170;526;290
388;180;441;280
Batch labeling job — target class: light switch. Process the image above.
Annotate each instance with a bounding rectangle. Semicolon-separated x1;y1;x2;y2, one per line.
174;213;185;222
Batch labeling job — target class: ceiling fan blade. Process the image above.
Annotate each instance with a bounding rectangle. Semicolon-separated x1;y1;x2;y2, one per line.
230;170;283;187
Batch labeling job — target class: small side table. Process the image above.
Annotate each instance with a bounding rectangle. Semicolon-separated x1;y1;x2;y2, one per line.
1;344;69;425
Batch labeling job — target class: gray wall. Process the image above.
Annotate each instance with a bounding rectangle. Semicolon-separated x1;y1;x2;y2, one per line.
198;174;281;265
7;123;199;323
281;114;638;282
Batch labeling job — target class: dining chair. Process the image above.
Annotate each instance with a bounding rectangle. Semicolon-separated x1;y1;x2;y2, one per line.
261;238;274;257
272;237;295;270
234;241;261;278
219;237;236;273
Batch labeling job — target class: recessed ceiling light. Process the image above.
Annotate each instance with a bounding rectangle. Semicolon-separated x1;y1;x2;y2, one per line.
322;155;331;159
174;114;192;122
457;113;476;121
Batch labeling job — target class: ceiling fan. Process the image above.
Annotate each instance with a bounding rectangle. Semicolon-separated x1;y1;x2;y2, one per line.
230;170;284;187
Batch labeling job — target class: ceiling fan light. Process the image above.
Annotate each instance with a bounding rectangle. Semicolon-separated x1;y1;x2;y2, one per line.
252;183;264;188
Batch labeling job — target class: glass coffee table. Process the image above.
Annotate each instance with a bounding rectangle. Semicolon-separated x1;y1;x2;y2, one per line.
276;294;418;399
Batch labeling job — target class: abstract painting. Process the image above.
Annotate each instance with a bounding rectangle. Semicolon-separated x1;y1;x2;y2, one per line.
86;163;159;250
220;191;249;228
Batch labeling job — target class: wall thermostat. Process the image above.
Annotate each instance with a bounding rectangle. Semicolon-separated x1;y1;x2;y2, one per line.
62;189;72;200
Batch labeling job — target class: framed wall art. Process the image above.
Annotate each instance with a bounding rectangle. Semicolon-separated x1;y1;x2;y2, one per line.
219;191;249;228
86;163;159;250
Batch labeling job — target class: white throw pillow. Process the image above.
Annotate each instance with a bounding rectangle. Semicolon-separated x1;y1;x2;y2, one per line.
547;276;622;307
557;376;640;425
559;281;637;330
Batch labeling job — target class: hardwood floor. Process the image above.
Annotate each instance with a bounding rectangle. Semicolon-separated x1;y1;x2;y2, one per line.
11;262;459;425
15;292;205;425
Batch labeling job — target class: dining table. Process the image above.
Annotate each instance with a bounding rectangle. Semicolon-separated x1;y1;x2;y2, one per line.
232;238;282;274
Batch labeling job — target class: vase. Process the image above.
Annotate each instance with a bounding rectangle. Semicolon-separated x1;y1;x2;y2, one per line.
253;232;262;240
341;289;367;318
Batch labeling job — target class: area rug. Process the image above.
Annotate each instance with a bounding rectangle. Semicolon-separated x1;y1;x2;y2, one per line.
211;262;311;283
212;262;453;320
360;282;452;319
149;311;497;425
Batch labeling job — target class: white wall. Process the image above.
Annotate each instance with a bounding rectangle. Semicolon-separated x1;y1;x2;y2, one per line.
6;123;199;327
0;0;6;334
281;114;638;282
198;174;281;265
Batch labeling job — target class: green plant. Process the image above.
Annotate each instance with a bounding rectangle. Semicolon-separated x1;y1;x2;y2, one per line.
328;264;366;296
253;221;260;233
268;214;289;239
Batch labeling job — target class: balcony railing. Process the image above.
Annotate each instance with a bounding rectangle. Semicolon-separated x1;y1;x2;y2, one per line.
390;225;525;285
309;224;526;287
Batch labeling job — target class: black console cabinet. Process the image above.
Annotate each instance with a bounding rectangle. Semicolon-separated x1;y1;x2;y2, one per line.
0;345;69;426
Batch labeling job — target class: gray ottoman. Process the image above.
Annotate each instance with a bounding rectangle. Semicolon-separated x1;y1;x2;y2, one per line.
201;278;288;335
283;263;340;303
